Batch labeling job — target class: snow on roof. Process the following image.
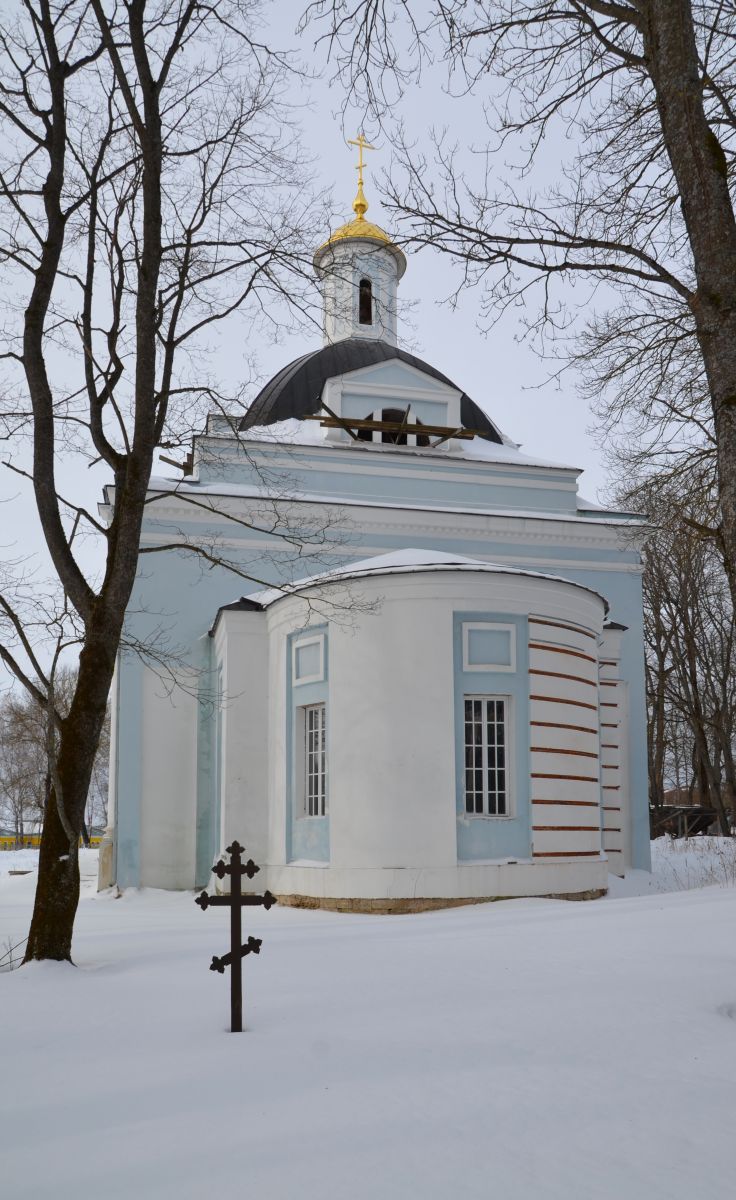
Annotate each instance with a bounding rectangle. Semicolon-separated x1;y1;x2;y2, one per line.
237;548;609;612
232;416;579;472
238;417;328;446
454;434;579;472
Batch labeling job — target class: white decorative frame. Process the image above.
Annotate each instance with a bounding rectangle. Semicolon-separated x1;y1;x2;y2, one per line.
462;622;516;673
292;634;325;686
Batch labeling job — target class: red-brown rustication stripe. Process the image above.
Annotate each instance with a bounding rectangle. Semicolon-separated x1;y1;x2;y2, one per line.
531;720;599;735
533;850;600;858
533;825;600;832
533;799;599;807
528;642;597;665
530;668;597;688
530;694;598;712
529;618;596;641
531;772;598;782
530;746;599;759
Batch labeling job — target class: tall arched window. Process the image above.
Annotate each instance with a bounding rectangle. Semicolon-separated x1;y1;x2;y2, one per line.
358;278;373;325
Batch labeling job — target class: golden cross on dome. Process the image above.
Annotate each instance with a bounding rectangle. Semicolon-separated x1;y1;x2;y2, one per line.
347;133;375;219
348;133;375;181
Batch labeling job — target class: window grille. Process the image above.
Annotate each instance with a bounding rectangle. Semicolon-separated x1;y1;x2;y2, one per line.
305;704;327;816
464;697;508;816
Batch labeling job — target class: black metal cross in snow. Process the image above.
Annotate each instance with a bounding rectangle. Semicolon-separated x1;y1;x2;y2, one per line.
195;840;276;1032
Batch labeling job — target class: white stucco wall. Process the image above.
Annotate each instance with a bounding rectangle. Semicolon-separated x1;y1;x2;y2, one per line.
598;627;628;874
139;665;198;889
214;611;269;867
528;617;602;862
253;566;609;900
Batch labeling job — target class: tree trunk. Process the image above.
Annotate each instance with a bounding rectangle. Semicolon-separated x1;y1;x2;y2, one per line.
717;729;736;834
24;789;80;961
642;0;736;607
702;322;736;610
24;621;124;962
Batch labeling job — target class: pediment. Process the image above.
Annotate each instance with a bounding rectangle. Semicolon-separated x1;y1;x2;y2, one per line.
336;356;462;400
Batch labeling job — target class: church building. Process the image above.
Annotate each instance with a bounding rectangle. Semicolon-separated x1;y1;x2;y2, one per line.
98;143;650;907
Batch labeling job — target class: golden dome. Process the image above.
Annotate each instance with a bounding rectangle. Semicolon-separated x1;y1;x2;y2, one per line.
313;211;406;277
325;214;393;247
320;149;393;248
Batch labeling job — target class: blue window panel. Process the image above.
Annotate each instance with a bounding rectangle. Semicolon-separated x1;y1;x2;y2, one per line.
294;638;323;683
453;612;531;862
286;626;330;863
465;625;514;670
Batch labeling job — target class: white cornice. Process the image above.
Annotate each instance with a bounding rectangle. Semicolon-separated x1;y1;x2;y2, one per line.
139;495;644;561
139;488;644;539
138;528;642;574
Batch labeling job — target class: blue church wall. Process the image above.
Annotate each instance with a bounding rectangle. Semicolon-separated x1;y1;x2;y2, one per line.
194;660;220;889
452;613;532;862
192;442;581;515
114;651;144;889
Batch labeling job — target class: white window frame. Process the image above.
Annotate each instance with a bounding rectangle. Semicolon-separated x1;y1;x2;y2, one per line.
292;634;325;686
463;695;512;818
462;622;516;673
299;703;327;817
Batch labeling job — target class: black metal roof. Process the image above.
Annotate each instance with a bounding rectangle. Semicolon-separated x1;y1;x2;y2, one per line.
238;338;503;443
209;596;264;638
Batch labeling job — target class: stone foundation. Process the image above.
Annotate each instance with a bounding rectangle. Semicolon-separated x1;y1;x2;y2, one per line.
275;888;606;914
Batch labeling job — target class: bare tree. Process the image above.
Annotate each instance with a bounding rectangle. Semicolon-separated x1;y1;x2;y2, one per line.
0;666;109;843
0;1;326;962
0;694;47;843
624;475;736;835
305;1;736;605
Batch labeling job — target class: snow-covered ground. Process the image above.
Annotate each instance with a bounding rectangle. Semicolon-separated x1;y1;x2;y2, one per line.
1;842;735;1200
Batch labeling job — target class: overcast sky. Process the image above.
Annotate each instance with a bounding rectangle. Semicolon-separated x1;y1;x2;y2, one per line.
1;2;613;614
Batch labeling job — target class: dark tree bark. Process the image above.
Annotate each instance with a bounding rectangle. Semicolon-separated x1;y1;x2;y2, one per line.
637;0;736;608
